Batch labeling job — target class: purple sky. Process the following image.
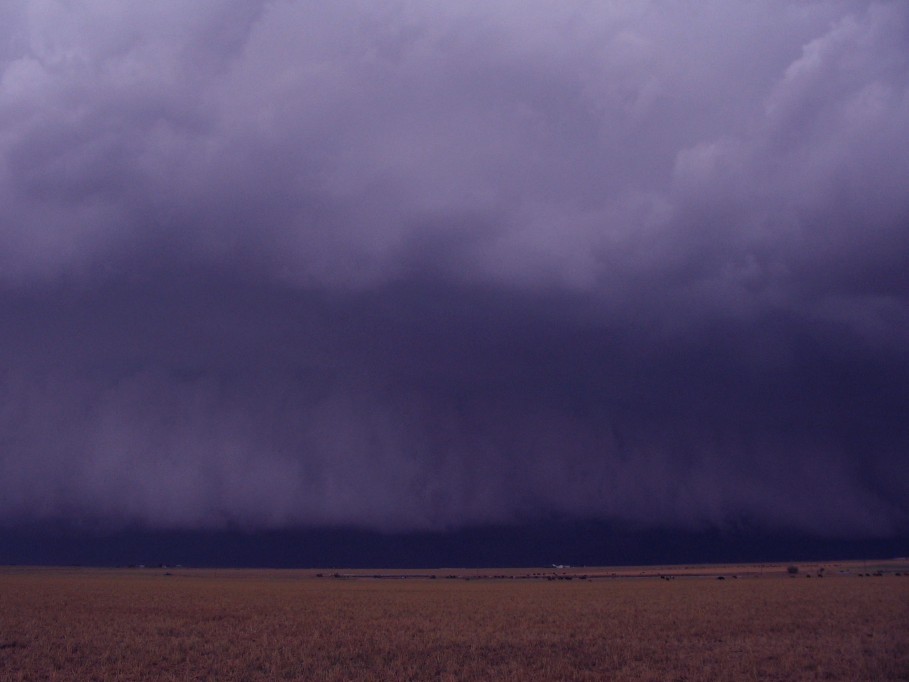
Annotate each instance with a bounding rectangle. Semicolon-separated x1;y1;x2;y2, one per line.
1;1;907;538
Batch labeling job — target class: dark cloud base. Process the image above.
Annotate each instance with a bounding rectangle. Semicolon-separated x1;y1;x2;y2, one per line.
2;268;908;537
2;521;906;569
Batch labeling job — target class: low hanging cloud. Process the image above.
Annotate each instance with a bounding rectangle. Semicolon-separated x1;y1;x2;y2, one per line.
0;1;907;536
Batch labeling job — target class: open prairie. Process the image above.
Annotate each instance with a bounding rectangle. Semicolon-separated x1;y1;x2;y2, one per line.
1;562;907;681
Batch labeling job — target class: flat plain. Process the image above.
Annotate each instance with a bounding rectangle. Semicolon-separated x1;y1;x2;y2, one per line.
1;561;907;681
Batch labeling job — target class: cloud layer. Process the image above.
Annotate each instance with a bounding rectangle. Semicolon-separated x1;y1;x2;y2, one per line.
1;1;907;536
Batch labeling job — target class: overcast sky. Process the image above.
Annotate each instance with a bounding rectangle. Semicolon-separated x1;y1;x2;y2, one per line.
1;0;907;540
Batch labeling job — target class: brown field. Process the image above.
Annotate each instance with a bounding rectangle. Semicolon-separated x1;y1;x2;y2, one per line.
1;561;907;681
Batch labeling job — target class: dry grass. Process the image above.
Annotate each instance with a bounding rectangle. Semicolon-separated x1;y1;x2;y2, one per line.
1;564;907;680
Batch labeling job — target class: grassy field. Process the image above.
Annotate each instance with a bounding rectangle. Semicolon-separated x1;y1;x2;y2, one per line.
1;562;907;680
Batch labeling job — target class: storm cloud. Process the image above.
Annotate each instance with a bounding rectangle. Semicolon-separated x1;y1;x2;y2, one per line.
1;0;907;538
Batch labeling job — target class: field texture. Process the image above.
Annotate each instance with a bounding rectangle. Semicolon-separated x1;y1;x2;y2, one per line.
1;564;907;681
